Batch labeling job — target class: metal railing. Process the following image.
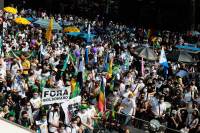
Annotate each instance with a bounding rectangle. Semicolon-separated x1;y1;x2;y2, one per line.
93;111;181;133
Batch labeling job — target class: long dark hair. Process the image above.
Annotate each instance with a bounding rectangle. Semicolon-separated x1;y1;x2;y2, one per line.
75;116;82;127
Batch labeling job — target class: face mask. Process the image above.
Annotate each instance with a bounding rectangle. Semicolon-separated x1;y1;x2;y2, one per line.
33;95;38;99
72;124;77;128
160;100;164;103
42;119;46;122
113;92;117;96
27;106;31;109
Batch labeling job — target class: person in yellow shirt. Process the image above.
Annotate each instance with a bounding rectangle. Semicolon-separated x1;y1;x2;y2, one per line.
21;54;30;79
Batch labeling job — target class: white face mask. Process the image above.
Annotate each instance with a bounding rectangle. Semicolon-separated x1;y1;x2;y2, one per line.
33;94;38;99
42;118;46;122
113;92;118;96
27;106;31;109
160;100;164;103
59;129;66;133
72;124;77;128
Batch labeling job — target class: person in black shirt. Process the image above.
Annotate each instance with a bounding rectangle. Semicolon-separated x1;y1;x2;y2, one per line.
18;111;31;128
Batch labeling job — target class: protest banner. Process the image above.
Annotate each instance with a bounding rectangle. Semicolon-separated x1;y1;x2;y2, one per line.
42;87;71;105
61;96;82;123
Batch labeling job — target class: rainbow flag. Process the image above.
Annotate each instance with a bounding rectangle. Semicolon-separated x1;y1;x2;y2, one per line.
45;17;53;43
70;78;80;98
98;79;105;112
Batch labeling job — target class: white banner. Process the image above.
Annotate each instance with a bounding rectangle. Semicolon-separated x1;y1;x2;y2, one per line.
61;96;82;124
67;96;81;105
42;87;71;105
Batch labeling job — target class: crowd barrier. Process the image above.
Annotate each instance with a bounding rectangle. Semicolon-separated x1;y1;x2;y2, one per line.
93;111;181;133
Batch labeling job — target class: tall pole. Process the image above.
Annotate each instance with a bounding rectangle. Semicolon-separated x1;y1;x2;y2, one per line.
191;0;196;30
106;0;111;15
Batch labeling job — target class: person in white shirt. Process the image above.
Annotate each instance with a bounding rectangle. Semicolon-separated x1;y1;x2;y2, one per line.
36;115;48;133
184;86;195;103
152;95;166;120
66;118;80;133
124;73;134;86
190;80;198;94
48;103;61;133
77;107;93;132
119;81;126;94
0;58;7;80
10;59;21;78
58;123;67;133
0;107;4;117
122;87;132;98
120;93;136;125
34;65;42;79
86;105;97;129
30;92;42;120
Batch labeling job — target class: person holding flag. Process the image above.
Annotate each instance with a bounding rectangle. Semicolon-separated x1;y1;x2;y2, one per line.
159;47;169;79
87;23;91;43
45;17;53;43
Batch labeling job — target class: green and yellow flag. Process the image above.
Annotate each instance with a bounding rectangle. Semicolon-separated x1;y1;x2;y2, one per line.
45;17;53;42
70;78;80;98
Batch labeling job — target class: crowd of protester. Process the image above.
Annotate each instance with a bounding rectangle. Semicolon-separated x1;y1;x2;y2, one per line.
0;4;200;133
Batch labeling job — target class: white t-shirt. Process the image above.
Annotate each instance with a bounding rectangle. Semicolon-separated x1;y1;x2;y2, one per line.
87;106;96;125
152;102;166;116
11;78;22;92
184;91;193;103
150;97;159;108
122;90;132;98
98;46;104;57
3;22;7;29
0;68;6;80
34;69;42;78
66;127;78;133
121;98;136;116
36;120;48;133
48;111;60;133
30;97;41;109
77;112;88;124
11;63;20;76
119;83;125;94
77;111;90;129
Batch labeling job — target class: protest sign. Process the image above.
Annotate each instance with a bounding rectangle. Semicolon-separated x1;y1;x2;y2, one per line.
42;87;71;105
67;96;81;105
61;96;82;122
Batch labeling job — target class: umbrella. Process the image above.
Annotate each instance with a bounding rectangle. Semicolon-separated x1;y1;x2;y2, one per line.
176;45;200;53
26;17;35;22
14;17;31;25
33;19;62;30
167;51;194;63
4;7;18;14
67;32;96;39
64;26;80;32
176;69;188;78
135;47;157;60
191;31;200;36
